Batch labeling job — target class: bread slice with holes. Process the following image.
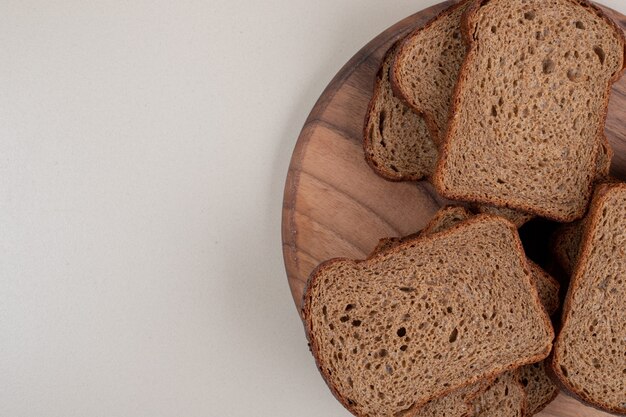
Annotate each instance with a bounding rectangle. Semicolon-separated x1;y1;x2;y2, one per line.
474;205;534;227
472;371;526;417
551;183;626;414
369;206;560;316
413;382;487;417
363;41;437;181
369;206;488;417
551;176;622;274
519;362;560;415
433;0;625;221
368;207;560;416
303;215;554;417
552;220;585;275
391;0;472;144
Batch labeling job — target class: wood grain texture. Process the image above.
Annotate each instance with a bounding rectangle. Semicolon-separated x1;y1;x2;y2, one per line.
282;2;626;415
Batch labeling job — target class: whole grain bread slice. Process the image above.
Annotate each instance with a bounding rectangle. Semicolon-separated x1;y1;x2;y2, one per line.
551;176;622;274
474;205;534;228
551;220;585;275
302;216;554;417
519;362;560;416
369;0;614;188
472;371;526;417
369;207;560;315
363;41;437;181
433;0;625;221
412;382;488;417
391;0;472;144
369;207;488;416
369;207;560;416
551;183;626;415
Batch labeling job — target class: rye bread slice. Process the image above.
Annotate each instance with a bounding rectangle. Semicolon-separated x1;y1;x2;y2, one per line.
433;0;625;222
519;362;560;416
302;216;553;417
551;183;626;414
412;382;487;417
369;207;560;316
391;0;472;144
369;207;559;416
368;207;472;258
551;177;622;275
471;371;526;417
370;0;613;186
363;42;437;181
552;220;585;275
421;205;474;235
369;207;487;417
527;260;560;317
474;205;534;228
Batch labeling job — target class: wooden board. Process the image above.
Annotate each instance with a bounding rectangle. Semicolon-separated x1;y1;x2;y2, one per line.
282;2;626;416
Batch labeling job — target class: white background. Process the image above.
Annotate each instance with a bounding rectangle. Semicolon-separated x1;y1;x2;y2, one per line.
1;1;624;416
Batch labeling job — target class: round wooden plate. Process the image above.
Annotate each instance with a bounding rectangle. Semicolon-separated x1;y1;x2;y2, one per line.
282;2;626;415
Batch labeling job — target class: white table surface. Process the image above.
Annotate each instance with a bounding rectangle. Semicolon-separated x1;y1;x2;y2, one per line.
2;1;625;416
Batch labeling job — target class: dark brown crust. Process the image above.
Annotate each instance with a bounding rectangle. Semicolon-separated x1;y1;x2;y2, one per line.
550;182;626;415
390;0;473;144
301;214;554;417
432;0;626;222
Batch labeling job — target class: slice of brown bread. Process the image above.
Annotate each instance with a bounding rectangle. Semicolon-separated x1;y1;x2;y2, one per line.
471;371;526;417
421;206;474;235
363;41;437;181
551;177;622;274
433;0;625;221
519;362;560;416
367;208;560;416
527;260;560;317
369;207;560;316
552;220;585;275
412;382;488;417
368;207;471;259
370;0;613;186
391;0;472;144
369;207;486;416
474;205;534;228
552;183;626;414
302;216;554;417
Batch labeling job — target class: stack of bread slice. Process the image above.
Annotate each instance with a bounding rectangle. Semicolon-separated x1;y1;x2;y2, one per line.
304;0;626;416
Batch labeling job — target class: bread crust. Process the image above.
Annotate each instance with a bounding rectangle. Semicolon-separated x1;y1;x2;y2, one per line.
301;214;554;417
432;0;626;222
390;0;473;143
550;182;626;415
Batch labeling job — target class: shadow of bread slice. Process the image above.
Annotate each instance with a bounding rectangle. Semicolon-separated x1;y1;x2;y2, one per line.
433;0;625;221
552;183;626;414
302;215;554;417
